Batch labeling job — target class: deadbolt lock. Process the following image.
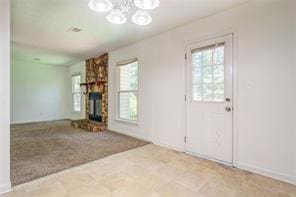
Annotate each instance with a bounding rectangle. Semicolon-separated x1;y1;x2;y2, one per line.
225;106;232;112
225;98;231;102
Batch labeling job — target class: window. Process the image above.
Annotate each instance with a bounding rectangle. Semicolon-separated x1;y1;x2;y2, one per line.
117;59;138;122
191;43;225;102
72;74;81;112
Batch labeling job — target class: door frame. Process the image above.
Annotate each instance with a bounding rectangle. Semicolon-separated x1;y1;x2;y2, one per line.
183;29;238;167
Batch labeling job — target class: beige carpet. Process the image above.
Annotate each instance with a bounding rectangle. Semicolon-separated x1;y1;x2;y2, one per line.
11;120;148;186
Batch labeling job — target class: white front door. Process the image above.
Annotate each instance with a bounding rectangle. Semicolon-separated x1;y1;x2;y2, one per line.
185;34;233;164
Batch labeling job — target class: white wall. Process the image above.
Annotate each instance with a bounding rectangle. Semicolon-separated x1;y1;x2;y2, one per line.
68;61;86;120
293;0;296;183
109;0;296;184
109;41;155;141
0;0;11;194
11;60;69;124
11;60;87;123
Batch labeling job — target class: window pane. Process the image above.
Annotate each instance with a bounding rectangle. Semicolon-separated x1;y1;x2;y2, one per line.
213;94;224;102
192;67;201;84
213;83;224;95
72;75;81;93
202;84;213;101
119;92;138;121
192;85;201;101
192;52;201;67
120;62;138;91
202;66;213;84
213;83;224;101
73;93;81;112
213;65;224;83
202;49;212;66
213;46;224;65
191;43;225;102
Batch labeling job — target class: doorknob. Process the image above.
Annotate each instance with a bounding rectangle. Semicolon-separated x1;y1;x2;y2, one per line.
225;106;232;112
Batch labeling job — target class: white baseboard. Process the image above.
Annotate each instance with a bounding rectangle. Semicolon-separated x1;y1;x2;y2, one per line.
237;162;296;185
108;129;184;153
186;151;233;167
0;182;12;195
108;128;151;143
152;139;184;152
10;118;70;125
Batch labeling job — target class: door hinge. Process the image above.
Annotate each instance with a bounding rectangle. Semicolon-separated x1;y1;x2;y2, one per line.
185;53;187;60
184;136;187;143
184;95;187;101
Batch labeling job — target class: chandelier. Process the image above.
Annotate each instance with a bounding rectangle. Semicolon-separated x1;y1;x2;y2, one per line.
88;0;160;26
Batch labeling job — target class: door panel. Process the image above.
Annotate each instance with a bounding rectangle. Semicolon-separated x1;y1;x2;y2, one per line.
185;34;233;163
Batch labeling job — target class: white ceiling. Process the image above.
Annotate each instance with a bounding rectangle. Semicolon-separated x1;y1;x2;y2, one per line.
12;0;248;66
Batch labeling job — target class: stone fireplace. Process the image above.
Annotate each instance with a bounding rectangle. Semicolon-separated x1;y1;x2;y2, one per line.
71;53;108;132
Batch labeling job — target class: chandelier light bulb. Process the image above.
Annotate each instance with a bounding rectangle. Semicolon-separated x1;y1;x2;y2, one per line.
88;0;113;12
107;9;127;24
143;0;152;8
134;0;160;10
138;16;146;24
97;2;106;10
113;16;121;24
132;10;152;26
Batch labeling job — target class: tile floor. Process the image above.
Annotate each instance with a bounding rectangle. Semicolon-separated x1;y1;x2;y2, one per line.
2;144;296;197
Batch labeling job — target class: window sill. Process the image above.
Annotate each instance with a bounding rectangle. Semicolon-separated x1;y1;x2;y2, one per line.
115;118;139;125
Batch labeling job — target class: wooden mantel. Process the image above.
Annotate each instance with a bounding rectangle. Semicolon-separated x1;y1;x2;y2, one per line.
80;80;107;95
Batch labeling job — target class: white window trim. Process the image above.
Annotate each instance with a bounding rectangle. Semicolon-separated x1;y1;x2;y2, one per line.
116;58;139;124
72;74;82;114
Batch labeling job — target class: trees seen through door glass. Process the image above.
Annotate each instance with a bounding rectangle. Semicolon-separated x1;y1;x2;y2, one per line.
192;44;225;102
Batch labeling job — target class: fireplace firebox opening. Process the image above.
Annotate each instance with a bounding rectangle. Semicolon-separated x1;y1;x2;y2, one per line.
89;92;102;122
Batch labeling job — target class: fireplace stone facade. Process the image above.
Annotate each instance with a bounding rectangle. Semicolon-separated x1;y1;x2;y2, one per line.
71;53;108;132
